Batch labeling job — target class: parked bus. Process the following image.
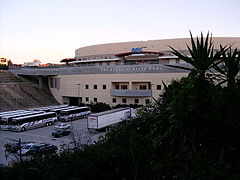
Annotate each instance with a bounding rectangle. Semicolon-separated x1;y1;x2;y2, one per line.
50;106;77;115
0;111;44;130
30;104;69;112
49;106;78;120
11;112;57;132
59;106;91;121
0;110;28;118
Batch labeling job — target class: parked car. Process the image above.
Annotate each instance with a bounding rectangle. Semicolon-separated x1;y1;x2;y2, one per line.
52;129;71;138
4;141;35;154
17;143;36;156
31;143;58;155
55;123;71;129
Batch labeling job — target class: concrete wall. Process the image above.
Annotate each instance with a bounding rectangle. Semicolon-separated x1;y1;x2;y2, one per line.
49;72;188;106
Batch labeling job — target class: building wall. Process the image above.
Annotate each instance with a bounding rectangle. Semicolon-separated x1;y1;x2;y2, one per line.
49;72;188;106
50;37;240;106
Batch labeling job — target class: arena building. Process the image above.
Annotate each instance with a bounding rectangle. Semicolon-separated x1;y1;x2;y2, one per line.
12;37;240;107
49;37;240;106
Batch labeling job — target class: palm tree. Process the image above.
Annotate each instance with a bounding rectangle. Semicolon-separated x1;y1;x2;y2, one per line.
168;32;222;82
214;46;240;87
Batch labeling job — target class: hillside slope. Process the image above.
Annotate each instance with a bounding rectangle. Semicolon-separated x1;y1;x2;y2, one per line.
0;70;58;111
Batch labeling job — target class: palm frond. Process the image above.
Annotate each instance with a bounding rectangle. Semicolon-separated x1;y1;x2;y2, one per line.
165;64;192;71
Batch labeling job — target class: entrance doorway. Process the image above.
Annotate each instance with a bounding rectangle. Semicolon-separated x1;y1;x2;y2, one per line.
68;97;82;106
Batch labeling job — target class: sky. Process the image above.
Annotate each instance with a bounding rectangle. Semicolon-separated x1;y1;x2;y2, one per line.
0;0;240;64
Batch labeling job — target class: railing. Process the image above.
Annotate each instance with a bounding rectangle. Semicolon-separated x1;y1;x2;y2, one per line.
10;64;191;76
110;89;152;97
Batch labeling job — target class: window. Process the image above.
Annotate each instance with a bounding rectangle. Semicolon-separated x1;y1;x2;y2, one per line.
50;78;60;89
94;85;97;89
94;98;97;102
122;98;127;103
85;97;89;102
50;78;54;88
120;85;128;90
145;99;150;105
55;78;60;89
134;99;139;104
157;85;161;90
103;85;106;89
107;62;110;66
176;59;180;64
99;62;102;66
148;84;151;90
112;98;116;103
85;85;89;89
139;85;147;90
116;85;119;89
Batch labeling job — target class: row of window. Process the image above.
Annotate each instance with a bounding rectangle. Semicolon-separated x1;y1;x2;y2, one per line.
85;84;107;89
112;98;150;104
80;97;150;104
83;84;162;90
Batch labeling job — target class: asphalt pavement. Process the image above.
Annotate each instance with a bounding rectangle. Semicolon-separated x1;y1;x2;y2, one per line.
0;118;105;166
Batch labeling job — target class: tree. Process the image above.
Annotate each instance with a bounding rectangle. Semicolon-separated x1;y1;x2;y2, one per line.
214;46;240;87
168;32;222;82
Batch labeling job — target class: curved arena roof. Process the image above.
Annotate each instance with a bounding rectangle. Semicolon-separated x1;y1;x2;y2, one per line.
75;37;240;58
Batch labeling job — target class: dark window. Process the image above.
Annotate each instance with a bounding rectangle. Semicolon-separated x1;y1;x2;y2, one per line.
55;78;60;89
85;85;89;89
121;85;128;90
107;62;110;65
50;78;54;88
116;85;119;89
139;85;147;90
103;85;106;89
145;99;150;104
85;97;89;102
112;98;116;103
157;85;161;90
148;84;151;90
134;99;139;104
122;98;127;103
94;98;97;102
94;85;97;89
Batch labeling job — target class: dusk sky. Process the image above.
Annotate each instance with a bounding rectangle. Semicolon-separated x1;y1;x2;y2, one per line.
0;0;240;64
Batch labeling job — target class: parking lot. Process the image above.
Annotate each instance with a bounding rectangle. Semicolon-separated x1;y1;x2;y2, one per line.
0;118;105;166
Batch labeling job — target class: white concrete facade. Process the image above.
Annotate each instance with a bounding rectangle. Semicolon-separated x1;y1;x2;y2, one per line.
49;72;187;106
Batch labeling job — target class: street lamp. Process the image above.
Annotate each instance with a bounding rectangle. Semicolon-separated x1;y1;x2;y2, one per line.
77;84;81;105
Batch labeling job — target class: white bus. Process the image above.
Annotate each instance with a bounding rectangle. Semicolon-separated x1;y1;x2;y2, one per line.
0;111;45;130
59;106;91;121
0;110;28;118
30;104;69;112
49;106;77;114
11;112;57;132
